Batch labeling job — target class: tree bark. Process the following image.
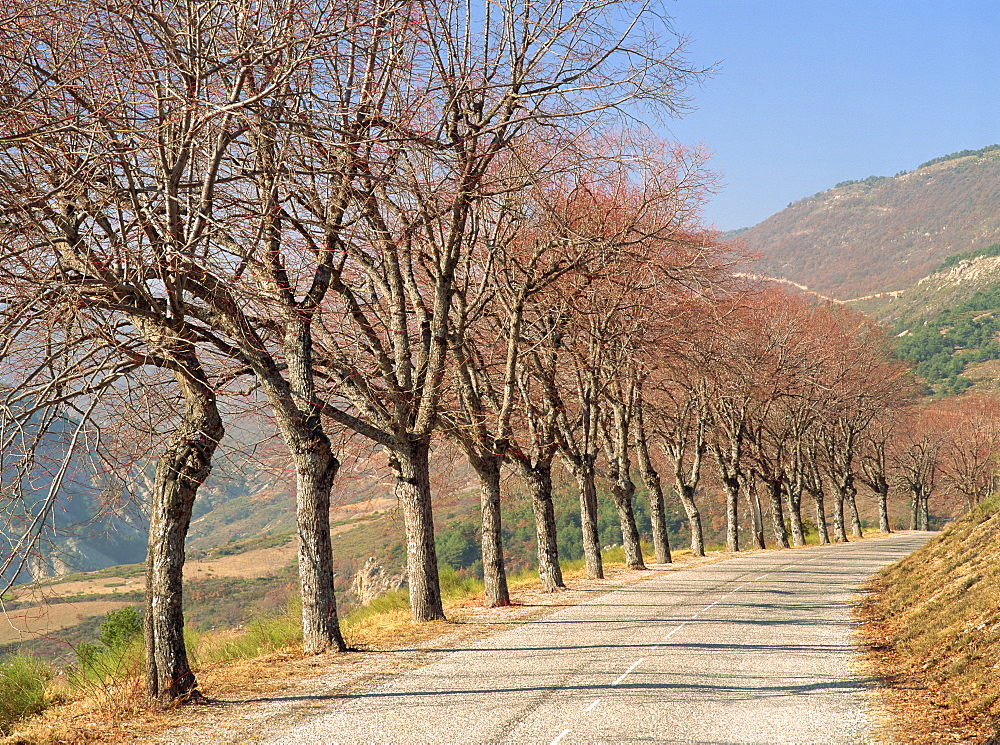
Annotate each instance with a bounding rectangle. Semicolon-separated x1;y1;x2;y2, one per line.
764;478;789;549
391;436;446;621
785;481;806;547
605;405;645;569
471;457;511;607
747;477;765;549
518;460;565;591
716;476;738;553
877;486;891;533
917;491;930;531
144;369;223;703
609;477;646;569
711;441;743;553
289;435;346;654
675;484;705;557
832;486;849;542
811;487;830;545
847;485;863;539
641;467;672;563
571;460;603;579
634;408;671;563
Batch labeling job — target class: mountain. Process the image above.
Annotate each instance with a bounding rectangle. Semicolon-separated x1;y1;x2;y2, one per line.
739;145;1000;299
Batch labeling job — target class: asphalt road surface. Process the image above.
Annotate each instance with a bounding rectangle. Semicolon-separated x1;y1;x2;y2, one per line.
267;532;932;745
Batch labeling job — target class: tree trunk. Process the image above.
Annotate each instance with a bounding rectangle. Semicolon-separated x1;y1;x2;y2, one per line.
604;403;645;569
785;482;805;547
812;488;830;545
918;492;930;530
675;484;704;557
634;415;670;563
609;478;645;569
721;476;740;553
832;486;848;542
747;483;765;549
877;486;891;533
847;485;863;539
519;461;564;591
269;316;346;652
471;457;510;607
572;461;603;579
641;468;672;563
291;437;346;653
391;436;446;621
764;478;789;549
145;374;223;703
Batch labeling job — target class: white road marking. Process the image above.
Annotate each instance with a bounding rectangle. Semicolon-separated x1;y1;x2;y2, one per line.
612;658;645;686
550;729;571;745
663;622;688;640
584;699;601;712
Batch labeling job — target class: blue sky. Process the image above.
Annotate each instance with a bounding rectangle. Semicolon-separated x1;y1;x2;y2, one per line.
659;0;1000;231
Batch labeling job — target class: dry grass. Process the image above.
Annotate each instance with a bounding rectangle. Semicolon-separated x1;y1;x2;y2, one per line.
859;497;1000;744
0;602;129;647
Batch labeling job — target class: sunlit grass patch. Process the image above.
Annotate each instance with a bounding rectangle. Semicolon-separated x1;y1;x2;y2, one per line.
0;655;53;734
865;493;1000;738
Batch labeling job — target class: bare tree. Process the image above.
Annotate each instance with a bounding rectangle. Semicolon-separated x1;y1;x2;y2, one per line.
0;0;361;691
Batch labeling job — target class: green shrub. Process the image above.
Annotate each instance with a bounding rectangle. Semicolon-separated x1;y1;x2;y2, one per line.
0;655;52;734
70;606;144;687
99;606;142;650
190;601;303;664
438;566;483;599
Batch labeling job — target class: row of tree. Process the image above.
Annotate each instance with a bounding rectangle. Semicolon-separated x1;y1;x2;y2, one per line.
0;0;713;702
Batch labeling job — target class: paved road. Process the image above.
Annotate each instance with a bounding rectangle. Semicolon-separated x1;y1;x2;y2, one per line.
266;533;932;745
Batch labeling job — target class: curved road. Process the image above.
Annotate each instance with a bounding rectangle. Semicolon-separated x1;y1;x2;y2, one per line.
267;532;931;745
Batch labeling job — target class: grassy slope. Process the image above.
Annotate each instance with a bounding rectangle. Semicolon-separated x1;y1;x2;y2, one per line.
863;496;1000;742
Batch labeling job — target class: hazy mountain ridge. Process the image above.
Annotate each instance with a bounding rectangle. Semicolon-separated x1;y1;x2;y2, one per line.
742;149;1000;299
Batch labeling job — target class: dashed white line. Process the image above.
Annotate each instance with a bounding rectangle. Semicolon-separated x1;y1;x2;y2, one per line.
662;622;688;640
584;699;601;712
550;728;571;745
612;658;645;686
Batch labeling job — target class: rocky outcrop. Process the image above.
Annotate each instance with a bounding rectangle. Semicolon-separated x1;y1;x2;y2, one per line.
351;557;405;606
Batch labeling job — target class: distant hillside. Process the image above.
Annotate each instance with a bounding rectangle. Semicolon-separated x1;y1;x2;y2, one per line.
846;249;1000;395
742;146;1000;299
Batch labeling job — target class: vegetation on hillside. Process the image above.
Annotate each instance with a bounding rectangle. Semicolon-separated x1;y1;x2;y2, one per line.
893;285;1000;394
743;148;1000;298
918;143;1000;170
862;494;1000;742
933;242;1000;274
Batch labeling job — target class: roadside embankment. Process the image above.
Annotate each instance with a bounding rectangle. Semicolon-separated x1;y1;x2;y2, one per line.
860;498;1000;743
